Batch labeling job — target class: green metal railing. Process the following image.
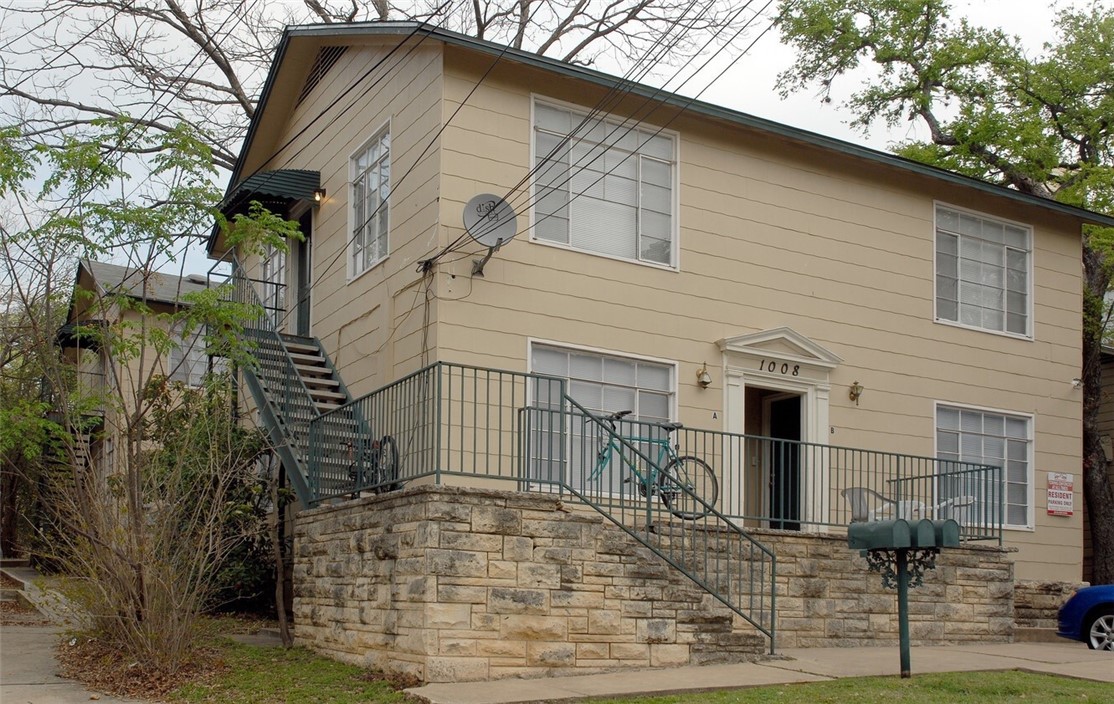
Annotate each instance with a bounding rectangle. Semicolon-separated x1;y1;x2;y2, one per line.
209;251;322;503
306;362;778;649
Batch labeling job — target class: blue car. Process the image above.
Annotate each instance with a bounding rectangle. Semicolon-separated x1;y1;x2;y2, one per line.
1057;584;1114;650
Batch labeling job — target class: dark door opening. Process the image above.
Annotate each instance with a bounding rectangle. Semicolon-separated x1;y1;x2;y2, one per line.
766;394;802;530
295;212;312;337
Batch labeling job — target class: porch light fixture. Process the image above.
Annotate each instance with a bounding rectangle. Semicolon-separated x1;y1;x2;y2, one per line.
849;381;864;405
696;362;712;389
313;187;326;203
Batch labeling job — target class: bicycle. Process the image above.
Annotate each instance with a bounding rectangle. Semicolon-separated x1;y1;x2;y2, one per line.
347;434;400;496
587;409;718;520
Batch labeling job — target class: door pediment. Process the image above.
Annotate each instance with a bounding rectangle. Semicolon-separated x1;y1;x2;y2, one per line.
717;327;842;370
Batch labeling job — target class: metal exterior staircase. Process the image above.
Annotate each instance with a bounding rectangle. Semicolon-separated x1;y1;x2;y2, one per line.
215;258;375;505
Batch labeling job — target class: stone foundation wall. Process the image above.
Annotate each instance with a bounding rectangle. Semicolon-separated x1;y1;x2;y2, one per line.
754;531;1015;648
1013;580;1083;629
293;486;764;683
293;486;1017;682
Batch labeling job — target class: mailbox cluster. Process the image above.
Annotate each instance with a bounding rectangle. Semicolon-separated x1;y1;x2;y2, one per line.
846;517;962;677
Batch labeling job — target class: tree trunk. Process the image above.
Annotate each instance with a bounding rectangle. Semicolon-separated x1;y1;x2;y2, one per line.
1082;241;1114;585
269;453;293;646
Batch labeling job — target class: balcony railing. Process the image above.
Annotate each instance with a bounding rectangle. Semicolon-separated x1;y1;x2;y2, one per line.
304;361;1002;544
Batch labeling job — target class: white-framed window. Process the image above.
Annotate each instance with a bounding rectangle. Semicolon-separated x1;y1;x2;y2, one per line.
528;342;675;490
169;323;208;387
261;243;285;326
936;404;1032;529
935;204;1031;336
532;100;676;267
349;125;391;278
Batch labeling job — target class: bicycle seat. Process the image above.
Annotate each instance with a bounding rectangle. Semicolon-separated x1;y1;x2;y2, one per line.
658;421;684;431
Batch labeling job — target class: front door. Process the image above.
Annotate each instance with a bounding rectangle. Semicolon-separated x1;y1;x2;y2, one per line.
765;393;802;530
294;213;312;337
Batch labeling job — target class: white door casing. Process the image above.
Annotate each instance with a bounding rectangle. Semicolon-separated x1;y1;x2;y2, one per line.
718;327;842;526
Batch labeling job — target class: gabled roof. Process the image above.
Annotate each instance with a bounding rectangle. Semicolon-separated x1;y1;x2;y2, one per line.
78;260;209;308
224;21;1114;237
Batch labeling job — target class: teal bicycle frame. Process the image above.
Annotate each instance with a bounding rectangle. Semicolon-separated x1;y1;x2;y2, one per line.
587;423;677;498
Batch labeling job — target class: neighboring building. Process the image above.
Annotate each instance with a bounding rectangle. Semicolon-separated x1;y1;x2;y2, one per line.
207;22;1114;679
48;260;213;476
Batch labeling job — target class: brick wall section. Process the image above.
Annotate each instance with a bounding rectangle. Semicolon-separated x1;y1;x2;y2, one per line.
753;531;1015;648
1013;580;1085;629
294;486;1018;682
293;486;766;683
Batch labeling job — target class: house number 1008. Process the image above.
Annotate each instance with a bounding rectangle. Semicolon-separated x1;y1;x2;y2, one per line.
758;359;800;376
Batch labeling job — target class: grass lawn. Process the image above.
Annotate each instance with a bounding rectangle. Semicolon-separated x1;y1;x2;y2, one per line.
170;640;410;704
167;638;1113;704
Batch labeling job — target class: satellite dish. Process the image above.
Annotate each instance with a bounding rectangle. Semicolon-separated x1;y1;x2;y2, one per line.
463;194;518;249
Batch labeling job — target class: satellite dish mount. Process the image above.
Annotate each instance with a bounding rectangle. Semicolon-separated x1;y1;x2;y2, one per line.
462;194;518;277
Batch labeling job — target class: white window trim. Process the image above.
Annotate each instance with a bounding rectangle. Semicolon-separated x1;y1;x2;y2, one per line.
528;96;681;272
347;118;392;283
932;201;1034;341
526;337;679;420
932;399;1035;532
169;322;208;387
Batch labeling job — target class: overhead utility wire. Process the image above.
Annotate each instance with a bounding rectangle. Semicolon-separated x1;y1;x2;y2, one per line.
456;1;773;251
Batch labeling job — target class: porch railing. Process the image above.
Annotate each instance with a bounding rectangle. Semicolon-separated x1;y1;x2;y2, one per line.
306;362;779;649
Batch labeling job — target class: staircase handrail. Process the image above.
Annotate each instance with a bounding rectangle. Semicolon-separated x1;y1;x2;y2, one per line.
209;250;321;420
564;396;777;649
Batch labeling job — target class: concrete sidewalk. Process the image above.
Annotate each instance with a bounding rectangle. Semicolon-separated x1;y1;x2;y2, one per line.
0;624;140;704
409;642;1114;704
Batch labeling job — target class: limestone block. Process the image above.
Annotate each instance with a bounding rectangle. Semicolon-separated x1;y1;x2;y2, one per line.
427;502;473;524
519;562;562;589
503;536;534;561
427;602;472;629
637;619;676;644
609;642;649;661
551;589;605;610
521;518;583;539
620;600;653;618
500;614;568;640
489;587;549;614
427;549;489;577
650;643;690;666
425;657;490;683
473;507;523;535
438;584;487;603
440;637;478;656
568;616;588;633
561;565;584;584
442;530;504;552
488;560;517;580
588;609;623;634
575;642;610;660
477;638;527;658
527;642;577;666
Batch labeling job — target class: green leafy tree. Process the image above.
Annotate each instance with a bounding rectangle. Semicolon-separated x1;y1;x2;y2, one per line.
776;0;1114;583
1;118;300;669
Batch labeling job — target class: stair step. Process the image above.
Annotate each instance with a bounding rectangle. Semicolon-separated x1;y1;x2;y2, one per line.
280;340;320;355
310;389;347;402
300;375;341;390
294;363;334;378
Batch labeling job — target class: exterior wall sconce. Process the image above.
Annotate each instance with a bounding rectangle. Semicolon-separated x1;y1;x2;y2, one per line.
696;362;712;389
313;188;326;203
849;381;864;405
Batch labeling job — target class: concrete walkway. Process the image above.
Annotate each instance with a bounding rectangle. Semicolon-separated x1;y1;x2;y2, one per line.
0;624;140;704
409;642;1114;704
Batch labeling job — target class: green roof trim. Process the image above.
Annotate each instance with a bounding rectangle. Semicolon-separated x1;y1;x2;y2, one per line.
217;20;1114;252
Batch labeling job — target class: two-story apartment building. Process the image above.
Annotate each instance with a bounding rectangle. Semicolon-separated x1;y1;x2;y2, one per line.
207;22;1114;680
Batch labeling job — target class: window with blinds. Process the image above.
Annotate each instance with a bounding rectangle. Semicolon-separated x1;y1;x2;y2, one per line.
936;405;1031;529
527;344;674;490
532;101;676;266
935;204;1031;336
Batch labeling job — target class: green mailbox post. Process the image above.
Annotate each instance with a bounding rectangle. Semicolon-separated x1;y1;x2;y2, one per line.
848;518;961;678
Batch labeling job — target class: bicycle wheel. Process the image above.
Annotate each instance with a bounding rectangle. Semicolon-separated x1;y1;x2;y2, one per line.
658;455;718;520
372;435;401;493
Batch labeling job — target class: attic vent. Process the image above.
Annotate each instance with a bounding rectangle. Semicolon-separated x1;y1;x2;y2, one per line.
297;46;348;105
186;274;208;284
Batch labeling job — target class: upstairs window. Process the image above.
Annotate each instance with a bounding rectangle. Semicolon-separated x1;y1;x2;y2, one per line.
532;101;676;267
350;126;390;277
935;205;1031;336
